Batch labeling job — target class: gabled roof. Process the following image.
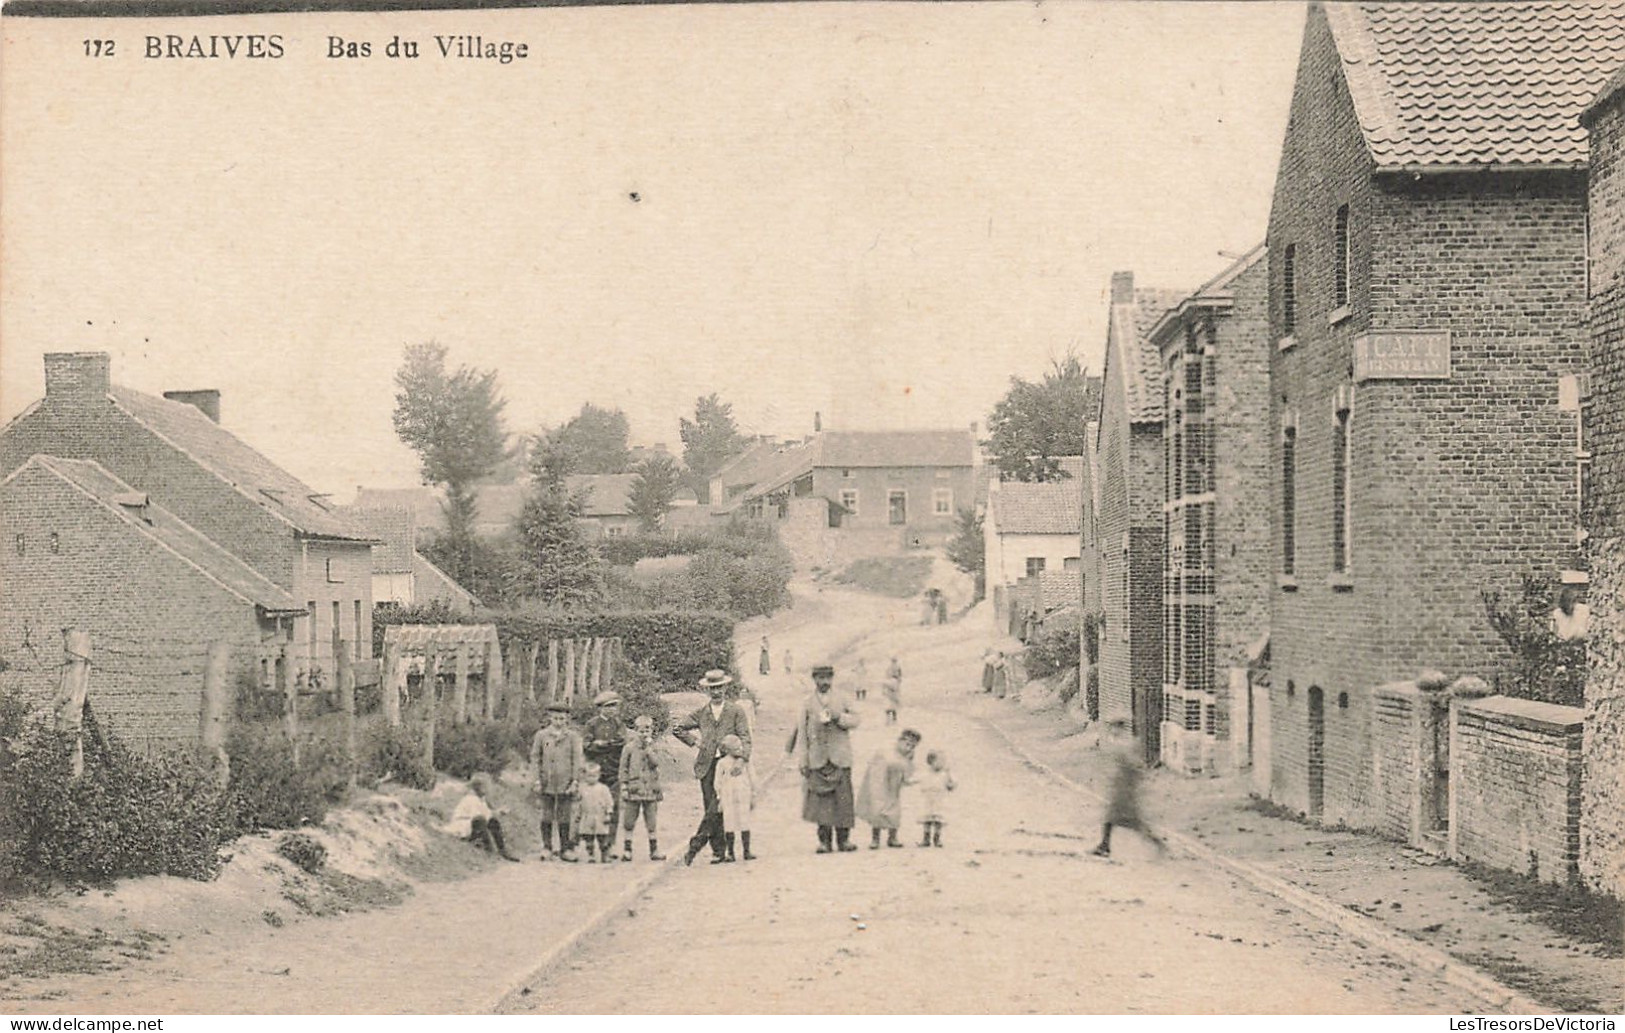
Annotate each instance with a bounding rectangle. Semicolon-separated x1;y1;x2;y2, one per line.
1105;287;1185;425
990;478;1083;537
1147;244;1268;348
815;430;974;469
5;455;301;613
353;486;443;529
112;387;373;542
340;504;416;574
413;550;479;610
719;441;819;510
1322;2;1625;172
564;473;638;518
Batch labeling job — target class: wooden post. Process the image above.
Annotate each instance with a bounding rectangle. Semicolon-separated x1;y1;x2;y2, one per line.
55;629;92;779
547;639;559;703
577;638;591;700
280;643;300;767
525;639;540;702
586;637;600;700
200;641;231;787
383;639;405;727
484;637;501;722
453;643;470;725
563;638;576;704
335;631;357;792
505;640;524;727
423;648;440;774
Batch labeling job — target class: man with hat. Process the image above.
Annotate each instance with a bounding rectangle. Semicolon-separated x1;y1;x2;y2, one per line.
584;690;628;841
786;663;861;853
672;669;753;864
529;700;586;862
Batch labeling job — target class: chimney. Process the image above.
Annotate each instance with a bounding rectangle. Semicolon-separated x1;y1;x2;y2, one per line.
1110;271;1135;304
44;352;111;403
163;389;221;423
814;411;822;433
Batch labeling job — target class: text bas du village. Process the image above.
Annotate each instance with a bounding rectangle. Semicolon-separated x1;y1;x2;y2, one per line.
329;35;528;63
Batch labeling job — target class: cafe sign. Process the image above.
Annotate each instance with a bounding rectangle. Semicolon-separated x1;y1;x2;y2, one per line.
1351;331;1451;382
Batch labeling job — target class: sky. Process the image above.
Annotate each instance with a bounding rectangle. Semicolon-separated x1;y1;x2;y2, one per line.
0;1;1306;498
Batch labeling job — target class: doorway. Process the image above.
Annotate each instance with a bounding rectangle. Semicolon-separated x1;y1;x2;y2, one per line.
888;490;907;525
1307;686;1325;819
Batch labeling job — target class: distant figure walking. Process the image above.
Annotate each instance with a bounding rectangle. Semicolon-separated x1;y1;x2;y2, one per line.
759;636;773;676
783;649;794;675
1091;721;1166;859
853;658;869;701
990;651;1009;700
916;749;956;847
857;729;919;849
883;656;903;725
981;648;997;693
936;595;949;625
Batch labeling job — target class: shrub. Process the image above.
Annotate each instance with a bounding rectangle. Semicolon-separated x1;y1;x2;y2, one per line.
277;831;327;874
433;720;517;781
1023;613;1081;681
1081;612;1103;667
1057;667;1081;704
364;722;436;790
0;713;235;884
227;725;339;831
1085;667;1100;721
1483;576;1587;707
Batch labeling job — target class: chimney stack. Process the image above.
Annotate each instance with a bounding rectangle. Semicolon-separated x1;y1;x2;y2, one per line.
814;411;822;433
1110;271;1135;304
44;352;111;403
163;389;221;423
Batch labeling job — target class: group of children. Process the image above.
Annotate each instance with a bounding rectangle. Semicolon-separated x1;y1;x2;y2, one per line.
856;729;957;848
527;700;667;864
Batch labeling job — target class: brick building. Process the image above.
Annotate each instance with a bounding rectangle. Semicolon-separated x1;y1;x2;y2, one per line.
1094;272;1185;762
338;504;478;614
0;456;306;746
0;353;377;688
1149;245;1274;776
1264;4;1621;825
1580;63;1625;900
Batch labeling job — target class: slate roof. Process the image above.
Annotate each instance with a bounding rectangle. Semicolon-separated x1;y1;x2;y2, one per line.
339;505;416;574
991;478;1083;536
564;473;639;518
816;430;974;469
1107;287;1185;425
112;387;373;542
9;455;301;613
1323;2;1625;171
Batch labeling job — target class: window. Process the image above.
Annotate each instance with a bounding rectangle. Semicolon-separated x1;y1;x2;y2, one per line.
1332;403;1351;574
1333;205;1351;311
1281;423;1297;575
332;601;342;649
839;488;859;516
13;534;21;556
1026;557;1047;578
605;525;625;537
933;488;952;515
841;469;853;479
888;490;907;525
326;557;342;583
1283;243;1298;336
49;532;59;554
1063;556;1081;571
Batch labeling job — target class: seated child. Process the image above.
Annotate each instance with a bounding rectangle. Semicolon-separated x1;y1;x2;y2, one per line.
440;773;520;861
715;733;755;862
576;762;617;864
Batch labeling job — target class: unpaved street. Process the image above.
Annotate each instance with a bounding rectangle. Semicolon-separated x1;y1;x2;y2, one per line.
501;595;1480;1014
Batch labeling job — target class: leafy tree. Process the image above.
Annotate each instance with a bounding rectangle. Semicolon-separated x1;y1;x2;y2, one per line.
515;485;606;608
984;354;1097;482
536;404;632;481
627;453;680;532
945;506;987;601
1482;575;1587;707
391;342;510;548
679;393;748;504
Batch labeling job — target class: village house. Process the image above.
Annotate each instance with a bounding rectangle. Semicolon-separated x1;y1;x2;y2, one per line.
337;504;478;614
1150;245;1274;777
1094;272;1186;763
983;456;1085;622
351;481;529;541
564;473;642;538
0;455;308;747
1580;62;1625;901
1264;3;1619;831
0;353;377;687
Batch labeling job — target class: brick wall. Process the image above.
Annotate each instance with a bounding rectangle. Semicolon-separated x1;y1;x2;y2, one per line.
810;465;972;535
1449;695;1584;885
0;465;269;748
292;539;375;669
1583;93;1625;900
1266;7;1590;825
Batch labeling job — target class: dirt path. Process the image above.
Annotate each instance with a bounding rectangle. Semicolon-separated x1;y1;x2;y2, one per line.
499;605;1478;1014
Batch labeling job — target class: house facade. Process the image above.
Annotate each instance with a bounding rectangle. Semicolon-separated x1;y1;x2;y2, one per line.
1151;246;1274;776
340;503;478;614
983;459;1084;620
1264;3;1615;825
0;353;377;683
1;456;305;747
1095;272;1184;763
564;473;642;538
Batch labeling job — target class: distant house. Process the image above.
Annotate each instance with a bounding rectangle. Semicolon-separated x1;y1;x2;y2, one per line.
564;473;642;538
350;481;529;541
1093;274;1185;764
983;458;1084;620
0;353;377;691
338;504;478;614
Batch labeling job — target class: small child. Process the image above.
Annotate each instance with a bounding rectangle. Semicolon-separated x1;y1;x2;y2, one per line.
857;729;919;848
1091;720;1167;859
618;714;665;861
882;657;903;726
715;733;755;862
853;657;869;701
576;763;616;863
916;750;956;847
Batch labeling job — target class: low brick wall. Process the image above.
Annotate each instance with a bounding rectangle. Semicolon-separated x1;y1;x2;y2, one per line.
1449;695;1584;884
1369;682;1450;849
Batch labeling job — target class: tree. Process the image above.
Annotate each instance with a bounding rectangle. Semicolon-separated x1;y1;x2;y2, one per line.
536;403;632;481
391;342;510;547
984;354;1097;482
946;506;986;600
679;393;748;504
627;453;680;532
515;485;606;608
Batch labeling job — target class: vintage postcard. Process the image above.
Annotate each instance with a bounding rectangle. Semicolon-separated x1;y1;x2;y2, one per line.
1;0;1622;1019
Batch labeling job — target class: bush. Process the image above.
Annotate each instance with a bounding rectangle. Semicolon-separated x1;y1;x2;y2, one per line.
433;720;518;781
226;725;343;831
0;712;236;885
1023;613;1081;681
1057;667;1081;704
1085;667;1100;721
364;722;436;790
276;831;327;874
1483;575;1587;707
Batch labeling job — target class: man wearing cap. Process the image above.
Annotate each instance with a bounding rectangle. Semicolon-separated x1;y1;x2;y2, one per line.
786;664;861;853
672;669;753;864
584;691;628;840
